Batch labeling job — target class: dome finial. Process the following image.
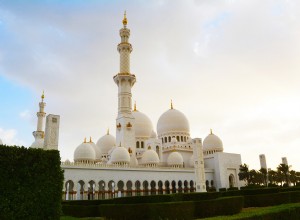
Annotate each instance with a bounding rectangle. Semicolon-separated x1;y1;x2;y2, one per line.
122;11;127;26
84;137;87;143
89;136;92;143
171;99;173;109
210;129;213;135
41;90;45;102
107;128;110;135
134;101;137;111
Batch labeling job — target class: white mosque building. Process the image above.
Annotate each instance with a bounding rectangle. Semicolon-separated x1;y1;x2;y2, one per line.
24;14;243;200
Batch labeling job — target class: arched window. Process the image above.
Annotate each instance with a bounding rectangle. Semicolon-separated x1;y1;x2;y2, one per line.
136;141;140;148
168;136;171;142
141;141;144;148
176;136;179;142
181;136;183;142
164;137;167;143
162;138;164;143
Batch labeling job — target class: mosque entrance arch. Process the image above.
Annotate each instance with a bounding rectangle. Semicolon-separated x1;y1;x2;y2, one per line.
143;181;149;196
150;181;156;195
158;181;163;194
108;180;115;199
77;180;85;200
65;180;74;200
165;181;170;194
135;181;141;196
229;174;235;188
184;180;189;193
126;181;133;197
117;180;125;197
98;180;105;200
88;180;95;200
178;180;183;193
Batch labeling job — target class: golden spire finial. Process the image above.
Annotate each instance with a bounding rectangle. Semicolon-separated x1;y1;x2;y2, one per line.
41;90;45;102
122;11;127;26
84;137;86;143
89;136;92;143
171;99;173;109
210;129;213;135
107;128;109;135
134;101;137;111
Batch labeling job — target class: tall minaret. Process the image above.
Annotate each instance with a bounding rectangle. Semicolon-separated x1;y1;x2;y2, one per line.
113;12;136;162
31;91;46;148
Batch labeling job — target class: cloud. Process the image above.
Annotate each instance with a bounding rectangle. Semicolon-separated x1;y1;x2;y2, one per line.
19;110;32;121
0;127;24;146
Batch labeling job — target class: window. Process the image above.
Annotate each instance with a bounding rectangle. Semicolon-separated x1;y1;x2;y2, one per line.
136;141;140;148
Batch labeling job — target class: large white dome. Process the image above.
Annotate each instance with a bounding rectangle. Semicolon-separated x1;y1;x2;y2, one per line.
141;149;159;165
203;130;223;153
30;138;44;149
96;133;116;155
110;146;130;164
167;152;183;167
74;142;96;162
157;108;190;136
90;141;101;162
132;110;153;138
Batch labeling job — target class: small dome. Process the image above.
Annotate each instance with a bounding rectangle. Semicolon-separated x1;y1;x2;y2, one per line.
74;142;96;162
132;110;153;138
65;159;71;164
96;133;116;155
141;149;159;165
203;130;223;153
157;108;190;136
110;146;130;165
30;138;44;149
167;152;183;167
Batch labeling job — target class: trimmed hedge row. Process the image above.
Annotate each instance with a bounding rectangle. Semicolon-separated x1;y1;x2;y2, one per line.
244;191;300;208
62;192;220;206
62;196;244;219
0;145;64;220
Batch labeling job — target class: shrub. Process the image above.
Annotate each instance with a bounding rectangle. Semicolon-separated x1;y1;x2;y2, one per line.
244;191;296;207
0;145;64;220
219;188;227;192
193;196;244;218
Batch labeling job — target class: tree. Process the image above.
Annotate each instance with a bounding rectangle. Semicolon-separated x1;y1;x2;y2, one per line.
238;163;250;185
290;170;297;186
277;163;291;186
259;168;268;186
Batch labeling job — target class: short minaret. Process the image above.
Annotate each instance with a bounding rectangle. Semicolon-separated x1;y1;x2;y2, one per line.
193;138;206;192
259;154;267;170
113;12;136;161
32;91;46;141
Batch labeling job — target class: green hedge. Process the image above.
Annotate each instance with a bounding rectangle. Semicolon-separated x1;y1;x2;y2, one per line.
244;191;300;208
100;201;195;220
0;145;64;220
193;196;244;218
63;196;243;219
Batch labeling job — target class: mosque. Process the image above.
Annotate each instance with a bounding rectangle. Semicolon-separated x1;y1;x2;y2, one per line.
2;13;244;200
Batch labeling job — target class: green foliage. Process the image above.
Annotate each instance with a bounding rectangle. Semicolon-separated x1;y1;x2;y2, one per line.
193;196;244;219
243;191;300;208
0;145;64;220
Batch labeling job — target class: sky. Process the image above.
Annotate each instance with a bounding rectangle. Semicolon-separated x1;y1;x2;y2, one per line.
0;0;299;171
